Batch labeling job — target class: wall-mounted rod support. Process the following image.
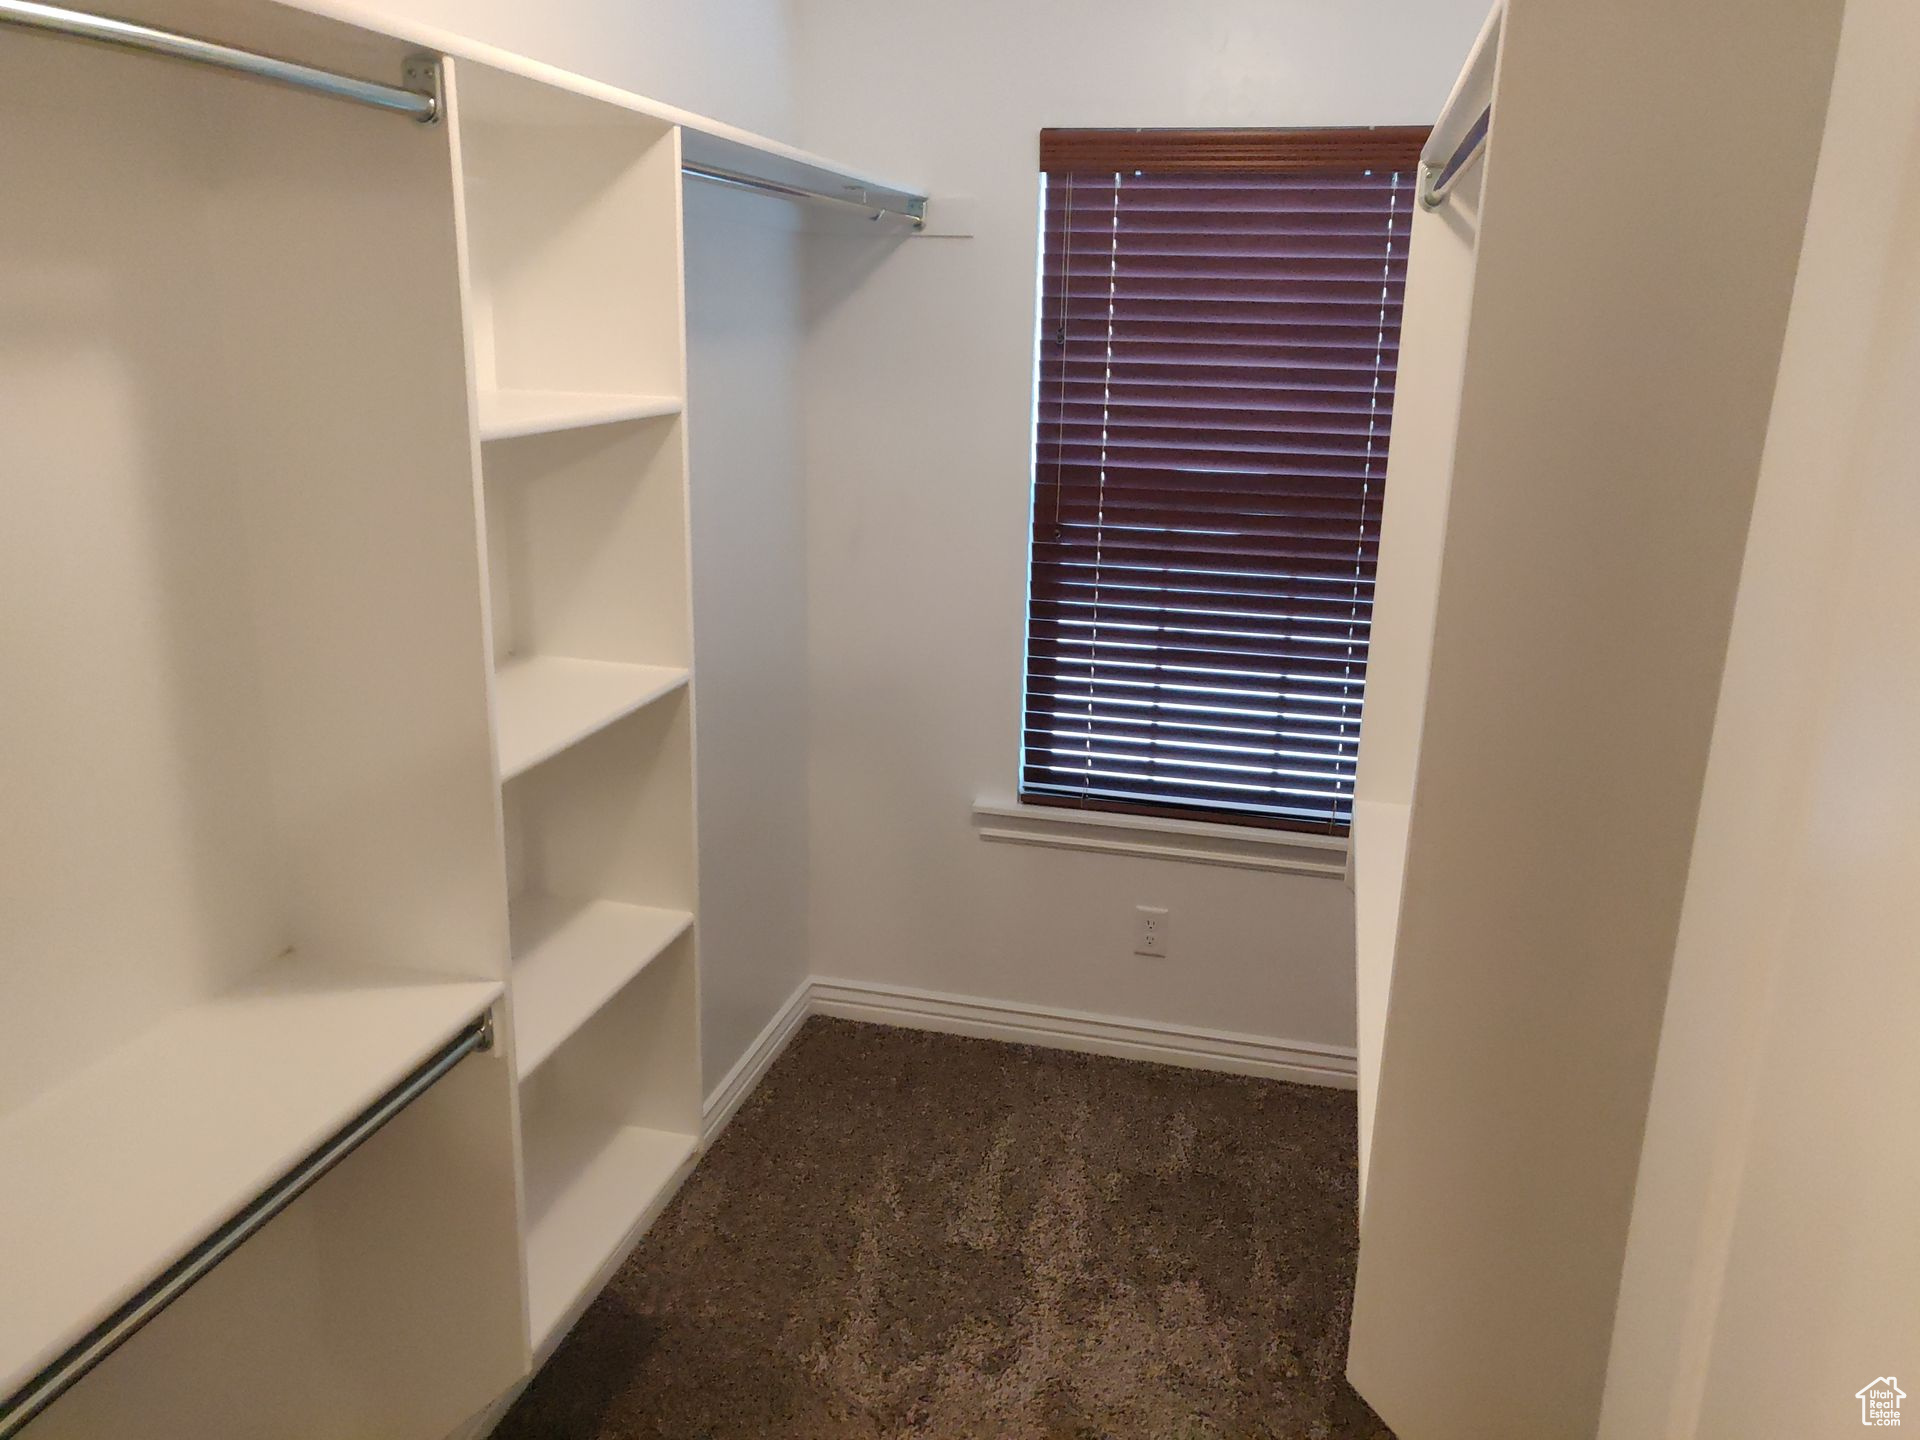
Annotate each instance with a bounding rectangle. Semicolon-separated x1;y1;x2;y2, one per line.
1420;0;1502;208
685;160;927;230
0;0;440;121
0;1011;496;1439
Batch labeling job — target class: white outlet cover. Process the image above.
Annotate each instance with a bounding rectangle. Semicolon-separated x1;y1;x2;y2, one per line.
1134;905;1169;957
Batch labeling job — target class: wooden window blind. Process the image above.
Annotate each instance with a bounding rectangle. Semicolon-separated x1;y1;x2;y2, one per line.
1023;127;1425;835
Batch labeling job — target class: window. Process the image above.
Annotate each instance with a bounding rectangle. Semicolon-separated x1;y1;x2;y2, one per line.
1022;127;1424;835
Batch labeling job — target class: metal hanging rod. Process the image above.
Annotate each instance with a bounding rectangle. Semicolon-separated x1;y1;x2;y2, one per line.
1420;0;1502;209
0;0;440;122
1423;106;1491;210
0;1010;495;1440
684;160;927;230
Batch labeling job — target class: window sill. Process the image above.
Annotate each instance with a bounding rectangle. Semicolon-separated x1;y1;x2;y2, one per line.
971;795;1348;878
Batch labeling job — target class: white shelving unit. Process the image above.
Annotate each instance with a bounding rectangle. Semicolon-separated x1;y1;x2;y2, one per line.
0;2;923;1435
454;54;705;1365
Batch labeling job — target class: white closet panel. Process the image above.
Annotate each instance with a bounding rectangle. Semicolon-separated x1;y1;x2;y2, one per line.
1349;152;1486;1204
1348;0;1849;1435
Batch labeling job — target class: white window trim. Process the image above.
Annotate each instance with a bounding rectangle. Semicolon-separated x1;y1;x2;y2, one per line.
971;794;1348;879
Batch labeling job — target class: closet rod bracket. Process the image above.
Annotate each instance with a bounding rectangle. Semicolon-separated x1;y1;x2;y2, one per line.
401;52;443;125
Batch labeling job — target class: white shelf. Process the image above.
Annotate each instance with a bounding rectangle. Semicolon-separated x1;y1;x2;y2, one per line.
510;895;692;1080
0;959;502;1399
477;389;682;443
493;656;688;781
522;1119;697;1348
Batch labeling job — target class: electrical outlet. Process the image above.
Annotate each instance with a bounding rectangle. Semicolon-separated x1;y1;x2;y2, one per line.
1134;905;1169;957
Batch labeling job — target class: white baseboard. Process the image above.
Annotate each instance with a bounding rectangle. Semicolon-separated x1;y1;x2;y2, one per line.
701;978;811;1142
808;977;1357;1090
701;975;1355;1149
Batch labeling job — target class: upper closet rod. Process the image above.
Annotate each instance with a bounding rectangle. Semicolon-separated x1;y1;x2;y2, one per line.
1420;0;1503;209
685;160;927;229
0;0;439;121
0;1011;495;1440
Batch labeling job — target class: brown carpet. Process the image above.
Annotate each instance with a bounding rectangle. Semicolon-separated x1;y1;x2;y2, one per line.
497;1017;1392;1440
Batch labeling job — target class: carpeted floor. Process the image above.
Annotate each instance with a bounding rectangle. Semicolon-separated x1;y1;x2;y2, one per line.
497;1017;1392;1440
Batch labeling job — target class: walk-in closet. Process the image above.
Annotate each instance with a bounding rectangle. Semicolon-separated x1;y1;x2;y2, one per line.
3;0;1914;1436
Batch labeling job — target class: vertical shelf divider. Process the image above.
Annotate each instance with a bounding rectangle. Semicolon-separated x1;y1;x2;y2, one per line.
447;57;704;1362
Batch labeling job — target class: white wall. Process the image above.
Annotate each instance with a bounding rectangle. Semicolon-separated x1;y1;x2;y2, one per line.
1599;0;1920;1430
347;0;812;1096
792;0;1488;1049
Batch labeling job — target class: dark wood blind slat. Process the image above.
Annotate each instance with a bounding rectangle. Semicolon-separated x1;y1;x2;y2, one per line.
1050;335;1401;362
1031;655;1372;691
1038;447;1391;477
1045;389;1395;417
1042;423;1394;452
1036;126;1426;174
1022;133;1414;834
1049;355;1400;379
1046;501;1386;531
1032;610;1373;644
